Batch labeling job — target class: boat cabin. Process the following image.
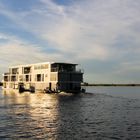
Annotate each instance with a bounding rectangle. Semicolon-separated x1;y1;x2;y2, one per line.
2;62;84;93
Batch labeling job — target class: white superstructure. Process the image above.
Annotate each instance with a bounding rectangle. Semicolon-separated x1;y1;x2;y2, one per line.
2;62;83;93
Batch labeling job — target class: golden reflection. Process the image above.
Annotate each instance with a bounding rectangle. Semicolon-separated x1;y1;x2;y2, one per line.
2;89;31;105
28;93;59;137
1;89;82;139
1;89;60;138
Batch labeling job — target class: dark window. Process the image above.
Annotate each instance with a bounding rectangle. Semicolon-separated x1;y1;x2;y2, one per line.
25;75;29;81
11;76;16;81
24;67;31;74
12;68;18;74
37;74;41;81
4;76;9;81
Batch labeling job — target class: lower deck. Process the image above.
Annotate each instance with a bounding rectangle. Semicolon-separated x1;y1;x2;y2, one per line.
2;81;82;93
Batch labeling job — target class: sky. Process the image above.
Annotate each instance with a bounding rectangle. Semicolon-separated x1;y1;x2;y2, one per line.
0;0;140;83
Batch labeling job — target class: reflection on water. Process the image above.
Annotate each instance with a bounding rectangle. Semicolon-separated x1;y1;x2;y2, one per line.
0;87;140;139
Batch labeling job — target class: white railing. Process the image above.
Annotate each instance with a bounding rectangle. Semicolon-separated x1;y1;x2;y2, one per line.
51;68;84;73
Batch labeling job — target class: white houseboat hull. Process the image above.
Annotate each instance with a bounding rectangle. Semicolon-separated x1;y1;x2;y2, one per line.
2;62;84;93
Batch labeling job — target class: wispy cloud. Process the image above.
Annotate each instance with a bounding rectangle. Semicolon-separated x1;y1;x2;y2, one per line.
0;33;63;77
0;0;140;83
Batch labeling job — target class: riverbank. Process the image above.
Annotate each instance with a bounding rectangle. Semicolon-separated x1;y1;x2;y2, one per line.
82;83;140;86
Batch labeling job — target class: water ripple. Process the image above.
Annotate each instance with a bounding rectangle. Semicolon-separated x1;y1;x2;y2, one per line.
0;88;140;139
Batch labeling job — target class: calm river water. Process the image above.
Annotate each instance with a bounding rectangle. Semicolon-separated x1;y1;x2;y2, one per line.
0;86;140;140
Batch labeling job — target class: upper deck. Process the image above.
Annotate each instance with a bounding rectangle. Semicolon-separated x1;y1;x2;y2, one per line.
2;62;84;92
4;62;83;75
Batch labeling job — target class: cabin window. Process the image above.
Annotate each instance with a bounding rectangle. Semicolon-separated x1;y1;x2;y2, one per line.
11;76;16;81
50;73;57;81
4;76;9;81
34;64;48;70
19;75;23;81
34;66;37;70
36;74;44;82
37;74;41;81
12;68;18;74
25;75;30;81
24;67;31;74
44;64;48;69
51;63;76;72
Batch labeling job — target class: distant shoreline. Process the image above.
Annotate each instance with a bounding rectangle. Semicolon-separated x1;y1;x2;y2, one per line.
82;83;140;86
0;82;140;87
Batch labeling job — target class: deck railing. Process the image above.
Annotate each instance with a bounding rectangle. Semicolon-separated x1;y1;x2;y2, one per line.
51;68;84;73
4;73;10;76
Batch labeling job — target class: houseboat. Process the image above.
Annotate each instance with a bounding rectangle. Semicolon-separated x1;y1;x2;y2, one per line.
2;62;84;93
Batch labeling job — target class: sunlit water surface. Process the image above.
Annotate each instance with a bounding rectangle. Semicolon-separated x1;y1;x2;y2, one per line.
0;86;140;139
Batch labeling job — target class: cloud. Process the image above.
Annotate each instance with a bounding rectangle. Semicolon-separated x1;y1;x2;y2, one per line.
115;61;140;75
0;33;64;79
0;0;140;83
31;0;140;61
1;0;140;60
0;0;113;61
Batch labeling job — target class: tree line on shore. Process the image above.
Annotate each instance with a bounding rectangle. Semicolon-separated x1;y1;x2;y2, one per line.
0;82;140;87
82;82;140;86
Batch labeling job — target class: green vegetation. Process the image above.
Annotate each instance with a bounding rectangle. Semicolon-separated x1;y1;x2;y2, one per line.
82;83;140;86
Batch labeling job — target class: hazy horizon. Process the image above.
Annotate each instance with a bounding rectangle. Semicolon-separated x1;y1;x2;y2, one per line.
0;0;140;83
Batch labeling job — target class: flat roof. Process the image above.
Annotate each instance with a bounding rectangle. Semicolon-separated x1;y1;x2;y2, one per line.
9;62;52;68
9;62;78;68
52;62;77;65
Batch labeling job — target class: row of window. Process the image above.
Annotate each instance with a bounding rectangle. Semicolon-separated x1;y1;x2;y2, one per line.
4;73;57;82
35;74;44;81
20;74;45;82
9;64;49;74
34;64;49;70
